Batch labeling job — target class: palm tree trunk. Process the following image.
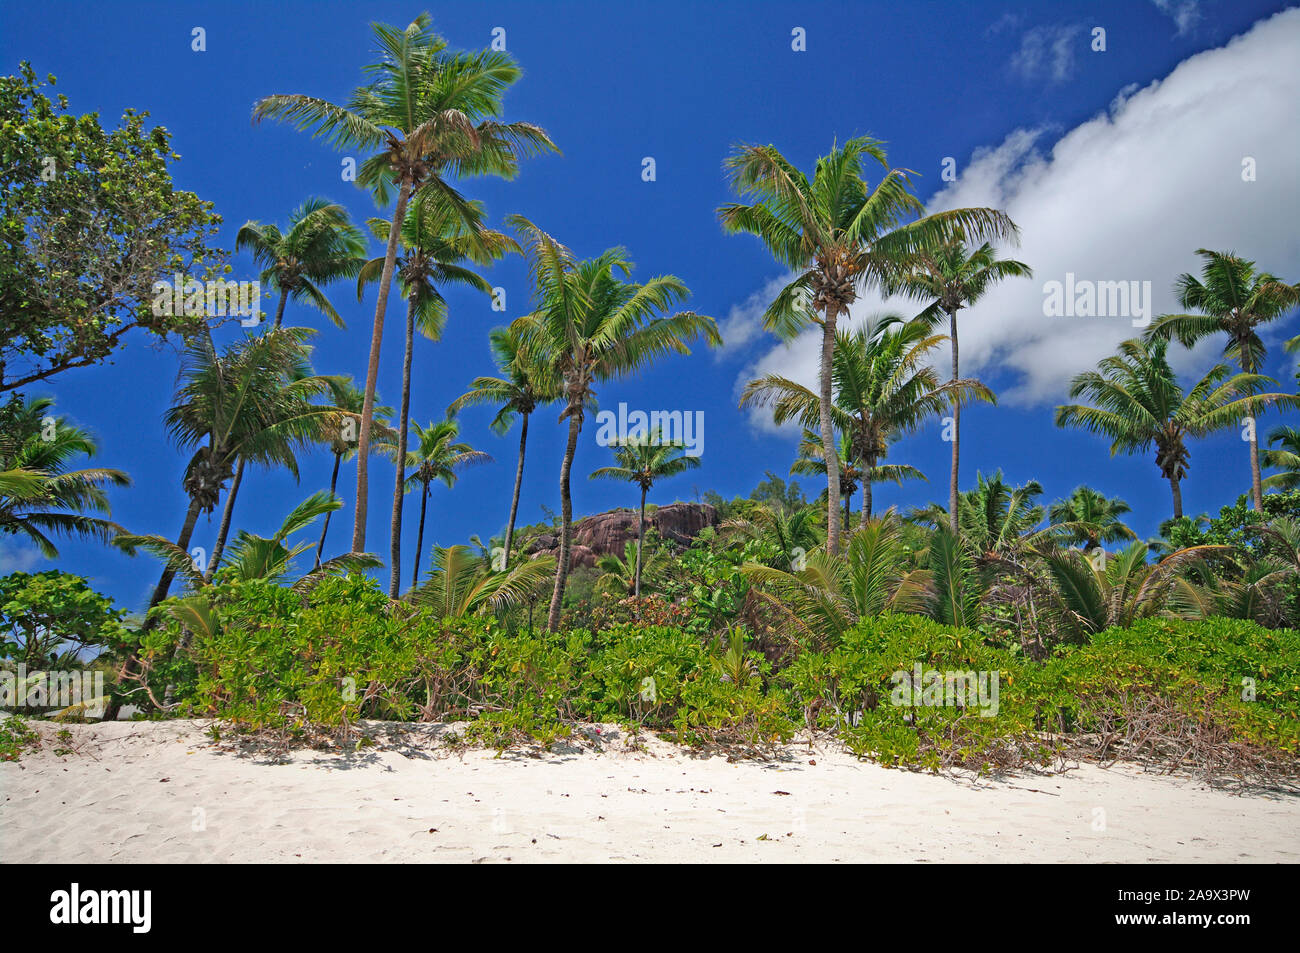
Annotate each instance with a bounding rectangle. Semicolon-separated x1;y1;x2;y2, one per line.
1170;475;1184;520
389;293;418;597
1248;409;1264;512
504;412;529;569
314;451;342;570
843;484;851;531
412;482;429;588
819;307;842;555
204;459;245;582
271;290;288;330
863;455;875;524
948;308;961;534
353;176;414;553
635;484;647;597
547;411;583;631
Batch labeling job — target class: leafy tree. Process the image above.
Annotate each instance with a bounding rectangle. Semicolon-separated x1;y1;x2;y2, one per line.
409;543;554;617
1144;249;1300;511
718;137;1018;553
0;63;225;392
254;13;557;551
1262;426;1300;492
0;570;127;668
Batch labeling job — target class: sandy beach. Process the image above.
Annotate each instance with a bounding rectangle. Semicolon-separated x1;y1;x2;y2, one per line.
2;719;1296;863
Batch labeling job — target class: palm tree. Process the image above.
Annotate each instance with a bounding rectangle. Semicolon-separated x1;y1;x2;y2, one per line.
409;544;555;618
506;218;720;630
389;418;490;588
889;233;1033;532
1144;249;1300;511
722;503;823;571
359;197;516;595
1055;338;1294;520
0;396;129;557
912;470;1050;557
1048;486;1136;551
789;428;862;529
235;197;366;330
448;325;557;569
589;430;700;596
1262;426;1300;492
312;376;395;569
718;137;1019;553
592;540;672;597
254;13;557;553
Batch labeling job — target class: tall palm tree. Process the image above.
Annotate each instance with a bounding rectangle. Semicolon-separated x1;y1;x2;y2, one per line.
1262;426;1300;492
506;217;721;631
718;137;1019;553
0;396;129;557
254;13;557;553
589;430;700;596
312;376;395;569
359;197;516;596
447;325;557;569
1055;338;1293;520
1048;486;1136;551
389;418;490;588
1144;250;1300;511
889;233;1033;532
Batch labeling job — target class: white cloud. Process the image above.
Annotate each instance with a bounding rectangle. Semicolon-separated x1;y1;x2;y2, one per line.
1153;0;1203;36
1009;24;1084;83
0;541;43;574
731;8;1300;424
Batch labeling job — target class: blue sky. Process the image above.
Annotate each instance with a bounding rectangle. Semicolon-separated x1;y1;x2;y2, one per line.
3;0;1298;612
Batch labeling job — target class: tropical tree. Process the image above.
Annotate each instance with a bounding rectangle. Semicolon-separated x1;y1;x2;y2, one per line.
0;396;129;557
889;232;1033;532
448;325;557;569
593;540;672;598
911;470;1049;557
254;12;557;552
1144;250;1300;511
1048;486;1136;551
1262;425;1300;492
718;137;1019;553
235;197;366;330
1055;338;1296;520
789;428;862;528
506;218;720;630
409;544;555;618
589;430;700;596
722;503;823;571
387;418;490;588
359;197;516;595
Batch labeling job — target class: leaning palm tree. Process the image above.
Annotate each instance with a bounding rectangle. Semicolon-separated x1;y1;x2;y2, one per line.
1048;486;1136;551
589;430;700;596
889;233;1033;532
235;197;367;330
1055;337;1296;520
506;217;720;630
0;396;129;557
718;137;1019;553
447;325;558;569
359;196;516;595
254;13;557;552
1262;426;1300;492
387;418;491;588
1144;250;1300;511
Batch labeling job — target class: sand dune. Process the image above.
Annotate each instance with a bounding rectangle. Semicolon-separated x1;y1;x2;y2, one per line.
2;719;1296;863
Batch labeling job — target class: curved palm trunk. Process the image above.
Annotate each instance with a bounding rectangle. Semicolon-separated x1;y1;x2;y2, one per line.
314;451;342;570
271;290;289;330
389;294;419;597
412;481;430;588
635;484;647;597
819;307;842;555
1169;475;1184;520
205;459;245;582
353;176;414;553
547;412;583;631
948;308;961;534
504;413;529;569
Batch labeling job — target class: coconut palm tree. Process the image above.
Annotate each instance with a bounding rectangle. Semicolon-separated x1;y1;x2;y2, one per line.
888;233;1033;532
388;418;490;587
722;503;823;571
1144;250;1300;511
506;217;720;630
1262;426;1300;492
592;540;672;598
312;376;395;569
359;197;516;595
447;325;558;570
718;137;1019;553
235;197;367;330
0;396;129;557
254;13;557;552
409;543;555;618
1055;338;1295;520
912;470;1050;557
589;430;700;596
789;429;862;529
1048;486;1136;551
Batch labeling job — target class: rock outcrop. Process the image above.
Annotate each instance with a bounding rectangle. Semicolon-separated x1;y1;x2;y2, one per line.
526;502;718;568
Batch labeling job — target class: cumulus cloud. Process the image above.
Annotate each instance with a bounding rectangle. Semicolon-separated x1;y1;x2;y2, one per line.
0;541;43;574
1009;24;1085;83
1153;0;1203;36
728;8;1300;427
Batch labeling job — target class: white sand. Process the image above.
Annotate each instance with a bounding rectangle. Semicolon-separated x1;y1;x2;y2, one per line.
2;719;1296;863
